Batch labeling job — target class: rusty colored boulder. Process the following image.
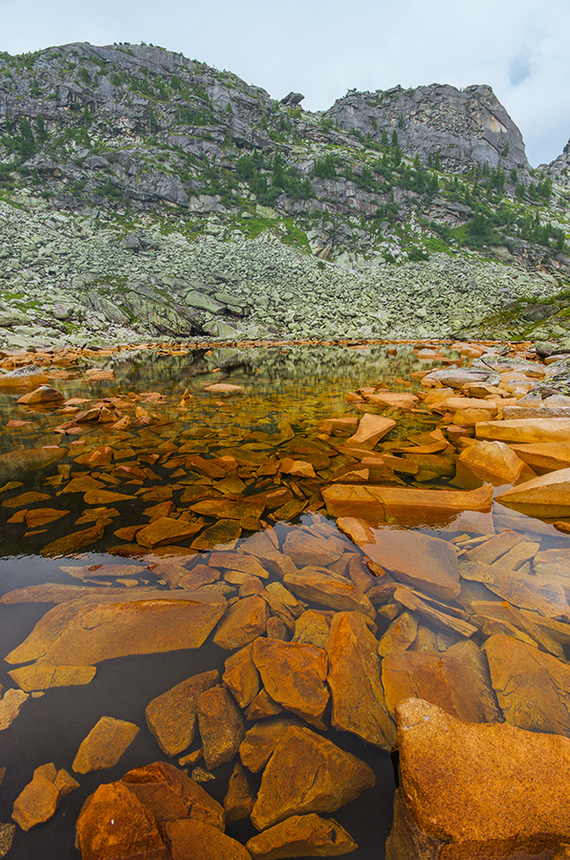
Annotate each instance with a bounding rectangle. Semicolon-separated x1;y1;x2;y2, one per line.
145;669;219;757
197;685;245;769
284;568;375;619
453;440;527;488
246;813;358;858
239;715;305;773
164;818;252;860
326;611;395;748
345;413;396;448
251;726;375;831
12;763;78;831
496;468;570;518
252;637;329;729
386;698;570;859
476;418;570;444
73;716;139;774
212;595;268;650
222;644;260;709
223;761;255;824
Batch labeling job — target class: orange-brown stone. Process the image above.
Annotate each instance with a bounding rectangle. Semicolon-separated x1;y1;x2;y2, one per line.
164;818;252;860
495;468;570;518
246;813;358;859
212;595;268;649
197;685;245;769
145;670;219;756
72;716;139;773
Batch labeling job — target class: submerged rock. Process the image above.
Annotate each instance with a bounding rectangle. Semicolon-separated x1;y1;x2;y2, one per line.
496;468;570;518
251;725;375;831
12;763;78;831
145;669;219;757
72;716;139;774
197;685;245;769
164;818;252;860
246;813;358;858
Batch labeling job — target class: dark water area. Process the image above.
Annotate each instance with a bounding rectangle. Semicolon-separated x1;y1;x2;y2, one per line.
0;342;568;859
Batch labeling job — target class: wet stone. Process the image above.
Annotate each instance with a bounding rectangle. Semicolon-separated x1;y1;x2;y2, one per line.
12;763;78;831
239;715;305;773
73;715;139;774
284;567;375;619
197;684;245;769
223;761;255;824
212;594;268;649
145;669;219;757
222;644;260;709
165;818;252;860
246;813;358;859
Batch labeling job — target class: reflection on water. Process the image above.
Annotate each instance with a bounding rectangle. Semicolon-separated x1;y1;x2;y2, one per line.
0;342;569;860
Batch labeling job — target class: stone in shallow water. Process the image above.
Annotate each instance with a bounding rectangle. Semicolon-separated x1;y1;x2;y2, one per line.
212;594;268;649
135;516;203;548
292;609;333;648
382;640;501;724
121;761;225;830
0;445;65;482
484;634;570;736
251;725;375;831
252;637;329;729
282;529;346;566
164;818;252;860
8;664;96;692
377;611;418;657
76;781;169;860
476;417;570;443
246;813;358;859
145;669;219;757
345;413;396;448
453;439;527;488
386;698;570;859
17;384;65;405
239;715;305;773
327;610;395;748
324;483;493;526
344;525;461;601
0;688;28;730
40;522;105;557
12;763;78;831
73;716;139;774
197;685;245;769
223;761;255;824
496;468;570;518
5;591;226;666
222;644;260;709
284;567;375;619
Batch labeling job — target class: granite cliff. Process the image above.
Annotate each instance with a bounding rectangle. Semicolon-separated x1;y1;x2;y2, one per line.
0;41;569;348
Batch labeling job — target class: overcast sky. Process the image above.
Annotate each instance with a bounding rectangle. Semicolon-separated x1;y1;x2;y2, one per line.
1;0;569;167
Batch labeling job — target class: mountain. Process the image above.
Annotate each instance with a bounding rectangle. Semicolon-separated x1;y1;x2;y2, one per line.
0;41;569;349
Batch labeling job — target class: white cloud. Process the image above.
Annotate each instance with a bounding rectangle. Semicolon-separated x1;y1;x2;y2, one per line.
1;0;570;164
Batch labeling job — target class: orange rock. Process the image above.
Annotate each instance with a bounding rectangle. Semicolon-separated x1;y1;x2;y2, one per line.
212;595;268;649
323;483;493;527
40;522;105;557
136;516;203;548
246;813;358;859
224;761;255;824
17;385;65;406
12;763;78;831
177;563;221;590
377;611;418;657
1;491;52;508
121;761;225;830
145;670;219;757
191;519;242;550
453;440;527;488
345;413;396;449
73;716;139;773
197;685;245;769
0;446;65;481
245;690;284;720
74;446;113;467
327;611;395;748
190;498;265;520
279;457;316;478
164;818;252;860
495;468;570;518
5;591;226;666
209;551;270;579
8;664;96;692
251;726;375;831
252;637;329;728
382;640;501;723
239;715;305;773
203;382;244;393
222;644;260;708
284;567;375;619
292;610;332;648
76;781;169;860
282;529;346;566
59;475;105;493
24;508;69;528
0;366;49;390
476;418;570;443
363;391;419;410
509;441;570;473
388;698;570;859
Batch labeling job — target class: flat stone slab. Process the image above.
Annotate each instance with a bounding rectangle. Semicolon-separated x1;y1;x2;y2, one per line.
496;468;570;518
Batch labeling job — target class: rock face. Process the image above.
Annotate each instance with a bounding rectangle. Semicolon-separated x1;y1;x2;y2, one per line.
251;725;375;830
387;698;570;859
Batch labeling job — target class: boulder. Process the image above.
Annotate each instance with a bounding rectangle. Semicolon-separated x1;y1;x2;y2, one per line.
12;763;78;831
246;813;358;858
5;591;226;666
496;468;570;518
386;698;570;859
145;669;219;757
326;611;396;748
164;818;252;860
223;761;255;824
8;664;96;692
484;634;570;736
222;644;260;709
476;418;570;443
0;445;65;482
72;716;139;773
377;612;418;657
453;440;527;488
76;781;169;860
252;637;329;728
381;640;501;723
17;385;65;406
282;530;346;566
212;595;268;649
251;726;375;831
284;568;375;619
197;685;245;769
323;484;493;526
239;715;305;773
344;413;396;448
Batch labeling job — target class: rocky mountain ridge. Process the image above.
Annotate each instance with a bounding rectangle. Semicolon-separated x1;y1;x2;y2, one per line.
0;41;570;348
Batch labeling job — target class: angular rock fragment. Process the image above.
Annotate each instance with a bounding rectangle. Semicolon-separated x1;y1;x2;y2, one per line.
476;418;570;443
453;440;527;488
282;529;346;566
327;611;395;748
0;688;28;730
197;685;245;769
12;763;78;831
223;761;255;824
496;468;570;518
145;670;219;757
222;645;260;709
8;664;96;692
377;611;418;657
164;818;252;860
73;716;139;773
284;568;375;619
212;594;268;649
251;726;375;830
239;715;305;773
252;637;329;728
345;413;396;448
246;813;358;858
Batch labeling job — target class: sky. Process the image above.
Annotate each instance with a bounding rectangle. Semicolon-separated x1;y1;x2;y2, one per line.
1;0;569;167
